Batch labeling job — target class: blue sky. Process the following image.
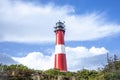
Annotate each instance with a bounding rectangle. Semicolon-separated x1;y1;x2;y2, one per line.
0;0;120;71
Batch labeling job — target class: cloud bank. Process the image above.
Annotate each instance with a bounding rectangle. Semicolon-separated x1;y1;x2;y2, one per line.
0;0;120;42
12;46;108;71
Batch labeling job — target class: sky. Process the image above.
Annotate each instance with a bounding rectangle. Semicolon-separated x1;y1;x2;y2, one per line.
0;0;120;71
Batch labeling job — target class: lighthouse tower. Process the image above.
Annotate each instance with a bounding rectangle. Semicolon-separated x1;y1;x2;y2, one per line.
54;21;67;72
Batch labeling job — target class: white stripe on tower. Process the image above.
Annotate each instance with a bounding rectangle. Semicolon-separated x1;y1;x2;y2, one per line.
55;45;65;54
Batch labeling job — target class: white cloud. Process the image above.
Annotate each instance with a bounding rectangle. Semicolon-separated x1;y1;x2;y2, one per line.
66;46;108;71
89;47;108;55
0;0;120;42
13;52;54;70
12;46;108;71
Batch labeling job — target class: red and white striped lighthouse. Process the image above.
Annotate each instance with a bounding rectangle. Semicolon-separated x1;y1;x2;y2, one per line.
54;21;67;72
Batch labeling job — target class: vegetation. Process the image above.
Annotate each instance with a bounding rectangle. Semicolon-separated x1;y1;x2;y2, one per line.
0;54;120;80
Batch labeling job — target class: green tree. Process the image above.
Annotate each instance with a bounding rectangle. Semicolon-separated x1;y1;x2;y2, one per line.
45;68;59;76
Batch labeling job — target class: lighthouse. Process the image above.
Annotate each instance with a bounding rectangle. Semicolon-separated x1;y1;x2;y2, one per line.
54;21;67;72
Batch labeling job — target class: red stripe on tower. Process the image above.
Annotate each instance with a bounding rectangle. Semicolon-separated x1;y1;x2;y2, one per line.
54;21;67;72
